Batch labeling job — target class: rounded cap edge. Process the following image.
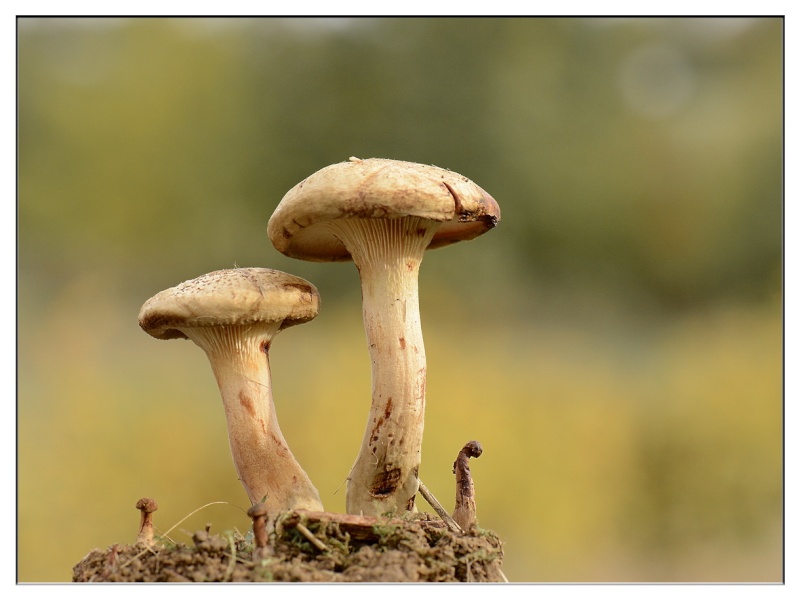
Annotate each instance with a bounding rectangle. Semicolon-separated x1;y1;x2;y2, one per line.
138;268;320;340
268;158;500;261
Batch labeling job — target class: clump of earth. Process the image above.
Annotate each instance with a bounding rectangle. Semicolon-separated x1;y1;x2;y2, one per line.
72;510;506;583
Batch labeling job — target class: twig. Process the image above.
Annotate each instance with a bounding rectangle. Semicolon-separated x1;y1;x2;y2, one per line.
295;522;329;552
222;551;254;567
222;532;237;582
117;547;150;571
418;480;463;533
161;500;247;538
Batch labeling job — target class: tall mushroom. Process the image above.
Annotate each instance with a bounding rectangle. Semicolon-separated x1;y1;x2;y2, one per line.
138;268;324;515
268;158;500;515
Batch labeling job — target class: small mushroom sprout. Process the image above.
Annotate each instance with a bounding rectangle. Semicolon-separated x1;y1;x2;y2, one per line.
269;158;500;516
135;497;158;546
247;503;270;559
452;440;483;531
138;268;324;515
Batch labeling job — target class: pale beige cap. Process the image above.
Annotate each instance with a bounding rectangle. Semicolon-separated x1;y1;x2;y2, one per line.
138;268;319;340
268;157;501;261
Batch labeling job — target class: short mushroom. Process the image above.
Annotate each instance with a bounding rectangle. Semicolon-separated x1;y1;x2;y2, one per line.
452;440;483;531
247;502;270;558
268;158;500;515
138;268;324;515
135;497;158;546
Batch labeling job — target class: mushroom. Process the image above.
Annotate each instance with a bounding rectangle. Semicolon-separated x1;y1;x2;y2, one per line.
452;440;483;531
247;502;270;559
135;497;158;546
268;157;500;515
138;268;324;515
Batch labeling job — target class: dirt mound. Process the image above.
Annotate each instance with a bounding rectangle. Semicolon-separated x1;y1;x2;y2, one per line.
72;510;506;582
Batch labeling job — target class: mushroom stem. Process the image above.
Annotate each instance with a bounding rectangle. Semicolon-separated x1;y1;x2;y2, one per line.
452;440;483;531
330;217;438;515
184;322;323;515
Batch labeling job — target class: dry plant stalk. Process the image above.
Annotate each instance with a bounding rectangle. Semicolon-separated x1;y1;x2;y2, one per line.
452;441;483;531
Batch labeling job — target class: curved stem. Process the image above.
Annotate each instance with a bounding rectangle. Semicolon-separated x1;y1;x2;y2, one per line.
184;323;323;515
330;217;438;515
452;440;482;531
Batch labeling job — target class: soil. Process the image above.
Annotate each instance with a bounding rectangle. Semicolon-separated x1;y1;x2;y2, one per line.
72;509;506;583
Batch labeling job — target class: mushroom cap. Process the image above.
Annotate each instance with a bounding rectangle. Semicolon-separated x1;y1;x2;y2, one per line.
463;440;483;458
268;157;501;262
135;498;158;512
138;268;320;340
247;503;269;519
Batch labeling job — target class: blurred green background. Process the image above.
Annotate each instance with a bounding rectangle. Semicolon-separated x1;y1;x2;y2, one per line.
17;17;782;582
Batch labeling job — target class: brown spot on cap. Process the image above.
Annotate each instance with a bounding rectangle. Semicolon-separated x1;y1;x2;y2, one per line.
267;158;500;261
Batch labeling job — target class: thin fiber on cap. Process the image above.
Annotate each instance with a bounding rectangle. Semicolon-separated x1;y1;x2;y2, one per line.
138;268;319;340
268;158;500;262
